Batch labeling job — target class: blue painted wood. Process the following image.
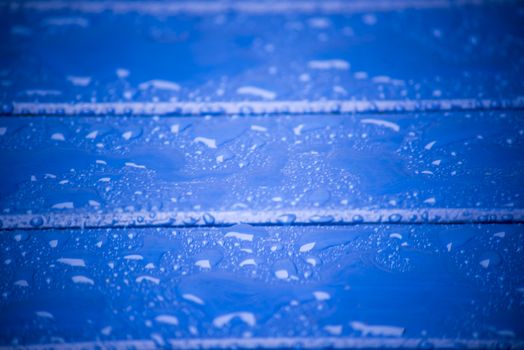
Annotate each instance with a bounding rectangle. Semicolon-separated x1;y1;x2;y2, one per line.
0;111;523;228
1;224;523;348
0;1;523;114
1;1;524;348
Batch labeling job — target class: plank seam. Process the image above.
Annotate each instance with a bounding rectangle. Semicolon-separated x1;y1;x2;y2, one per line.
5;0;503;15
1;337;522;350
4;97;524;117
1;208;522;231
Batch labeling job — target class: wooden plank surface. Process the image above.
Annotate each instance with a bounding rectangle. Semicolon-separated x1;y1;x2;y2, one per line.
0;1;523;113
1;0;524;348
0;111;523;228
1;224;523;347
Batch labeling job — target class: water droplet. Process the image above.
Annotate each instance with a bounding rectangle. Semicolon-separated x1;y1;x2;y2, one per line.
479;251;502;269
277;214;296;224
309;215;334;223
203;213;215;225
184;217;198;225
352;215;364;223
388;213;402;223
29;216;44;227
275;269;289;279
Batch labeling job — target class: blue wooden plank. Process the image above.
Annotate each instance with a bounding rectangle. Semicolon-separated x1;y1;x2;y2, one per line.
0;112;524;228
1;111;523;228
1;1;523;349
1;224;523;348
1;1;523;114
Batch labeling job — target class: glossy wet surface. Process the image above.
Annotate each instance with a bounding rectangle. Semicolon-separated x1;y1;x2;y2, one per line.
2;1;524;106
2;225;524;347
1;0;524;349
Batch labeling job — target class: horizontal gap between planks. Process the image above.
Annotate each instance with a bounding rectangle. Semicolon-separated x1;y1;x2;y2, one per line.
0;208;523;231
3;98;524;117
5;0;502;16
1;337;522;350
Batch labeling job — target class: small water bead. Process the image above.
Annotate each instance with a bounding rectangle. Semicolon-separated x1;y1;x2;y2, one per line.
183;217;198;225
29;216;44;227
276;214;296;224
352;214;364;223
202;213;215;225
309;215;334;224
388;213;402;223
